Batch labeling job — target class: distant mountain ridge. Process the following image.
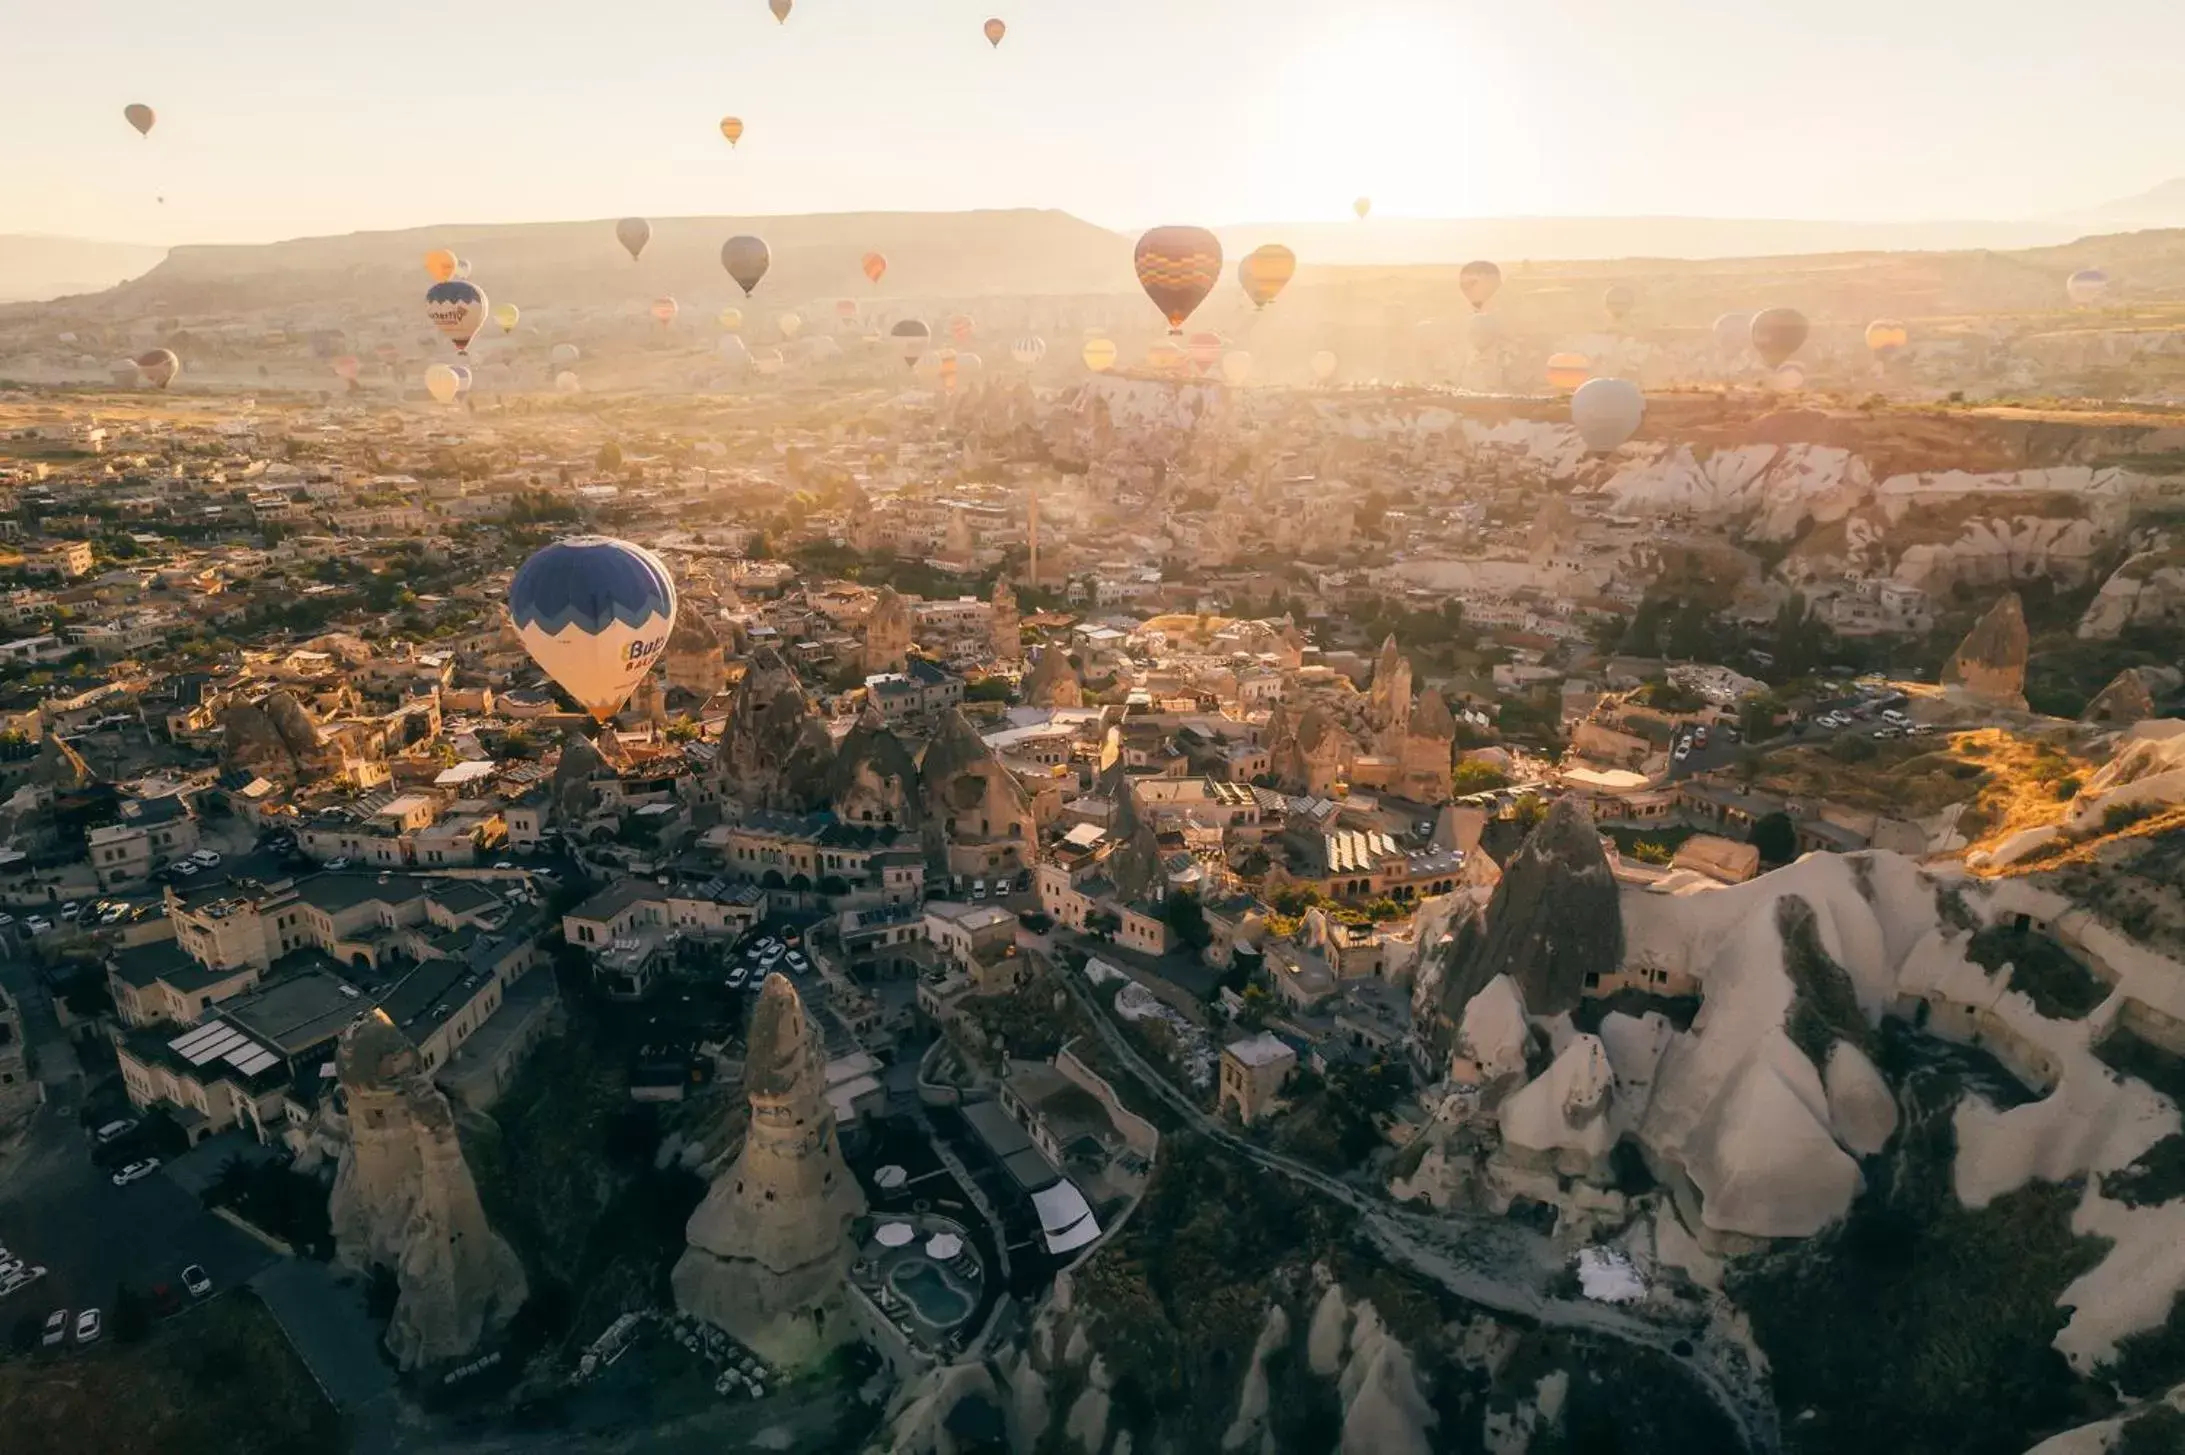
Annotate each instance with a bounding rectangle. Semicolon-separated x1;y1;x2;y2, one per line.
0;236;167;304
2048;177;2185;234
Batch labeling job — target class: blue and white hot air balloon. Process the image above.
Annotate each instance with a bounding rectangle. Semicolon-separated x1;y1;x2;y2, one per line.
507;536;678;723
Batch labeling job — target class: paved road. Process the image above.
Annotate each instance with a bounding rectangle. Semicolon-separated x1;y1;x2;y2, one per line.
1048;954;1783;1454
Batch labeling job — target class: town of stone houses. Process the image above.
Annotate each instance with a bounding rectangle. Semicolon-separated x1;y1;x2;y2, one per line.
7;222;2185;1455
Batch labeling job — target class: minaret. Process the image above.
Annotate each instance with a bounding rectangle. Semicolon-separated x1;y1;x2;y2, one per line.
673;974;866;1369
1026;483;1040;588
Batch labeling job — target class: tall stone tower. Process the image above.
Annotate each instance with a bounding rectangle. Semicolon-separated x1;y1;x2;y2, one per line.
329;1011;528;1371
674;974;866;1369
863;586;914;674
1368;635;1413;747
990;577;1022;661
1022;646;1084;708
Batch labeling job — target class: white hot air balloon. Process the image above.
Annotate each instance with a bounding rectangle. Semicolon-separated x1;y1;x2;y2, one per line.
718;335;751;366
779;312;804;339
424;363;462;404
1771;361;1807;393
1311;350;1338;382
507;536;678;723
1570;377;1645;453
551;343;580;367
2067;268;2111;306
555;370;582;393
752;348;784;376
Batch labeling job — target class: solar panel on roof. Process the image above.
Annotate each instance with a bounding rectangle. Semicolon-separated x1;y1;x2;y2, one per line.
169;1021;229;1054
182;1027;248;1064
231;1048;281;1076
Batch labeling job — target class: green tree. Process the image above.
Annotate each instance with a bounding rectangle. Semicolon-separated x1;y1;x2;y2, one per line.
1510;793;1549;829
596;440;623;473
663;715;701;743
1738;691;1784;742
1450;760;1511;795
1751;811;1799;866
1161;890;1212;952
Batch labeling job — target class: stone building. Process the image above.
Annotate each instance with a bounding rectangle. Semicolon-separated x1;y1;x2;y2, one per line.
829;702;923;829
328;1010;527;1371
863;586;915;675
1218;1033;1296;1124
1266;705;1356;798
1394;689;1457;804
1367;635;1413;742
719;649;837;810
919;709;1038;883
0;984;39;1134
674;974;866;1369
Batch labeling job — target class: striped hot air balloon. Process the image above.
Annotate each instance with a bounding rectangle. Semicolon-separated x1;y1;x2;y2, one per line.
1238;245;1296;310
1134;226;1222;334
508;537;679;723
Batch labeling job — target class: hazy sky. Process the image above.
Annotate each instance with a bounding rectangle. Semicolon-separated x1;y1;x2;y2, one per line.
4;0;2182;245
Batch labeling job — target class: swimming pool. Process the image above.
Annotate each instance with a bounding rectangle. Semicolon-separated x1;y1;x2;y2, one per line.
887;1257;974;1327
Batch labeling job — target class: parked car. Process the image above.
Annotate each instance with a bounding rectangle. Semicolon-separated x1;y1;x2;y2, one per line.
0;913;14;928
170;863;198;879
325;858;349;870
0;1257;24;1280
24;917;51;935
181;1265;212;1298
93;1118;137;1144
75;1309;100;1344
1673;744;1691;761
111;1159;160;1186
493;861;514;870
785;950;808;973
0;1266;47;1298
40;1309;67;1347
189;850;222;868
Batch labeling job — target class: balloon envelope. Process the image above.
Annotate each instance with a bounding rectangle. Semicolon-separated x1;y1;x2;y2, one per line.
332;355;361;381
1865;320;1909;359
862;252;887;284
1467;311;1502;353
492;302;520;334
133;349;180;389
1771;361;1807;392
424;363;461;404
770;0;791;20
551;343;581;366
616;217;652;261
1545;353;1591;391
1571;377;1644;452
1082;337;1117;372
721;235;770;296
555;370;581;393
1238;245;1296;309
1311;350;1337;381
124;103;156;137
719;116;744;147
718;307;744;333
1012;336;1046;366
109;359;142;387
651;296;679;326
718;335;751;365
507;537;678;723
1604;284;1636;324
425;281;488;354
2067;268;2110;306
451;257;472;281
451;364;473;394
1713;312;1753;356
1458;260;1502;311
779;312;803;338
1353;197;1371;221
949;314;976;344
1134;225;1222;333
424;249;458;283
984;17;1006;45
1750;308;1809;368
753;348;784;377
892;318;930;367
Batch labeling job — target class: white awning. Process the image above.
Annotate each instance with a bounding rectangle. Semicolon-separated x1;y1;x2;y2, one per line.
1031;1178;1101;1255
874;1164;907;1190
875;1222;914;1249
924;1232;964;1260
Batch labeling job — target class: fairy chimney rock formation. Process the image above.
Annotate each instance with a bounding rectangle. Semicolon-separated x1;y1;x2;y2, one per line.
990;577;1022;661
1941;592;2030;709
1023;645;1084;708
863;586;915;674
1436;798;1622;1033
328;1011;528;1371
674;974;867;1369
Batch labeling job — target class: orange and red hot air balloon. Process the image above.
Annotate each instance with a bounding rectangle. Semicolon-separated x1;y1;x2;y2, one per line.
984;18;1006;47
1238;244;1296;310
1134;226;1222;335
862;252;887;285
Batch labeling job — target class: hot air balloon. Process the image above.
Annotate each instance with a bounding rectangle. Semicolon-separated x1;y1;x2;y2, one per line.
1771;361;1807;393
1082;337;1117;372
551;342;581;367
492;302;520;334
555;371;582;393
109;359;142;387
1468;311;1502;353
769;0;791;21
1353;197;1372;222
425;281;488;354
1012;336;1047;366
956;351;982;375
1750;308;1809;369
1545;353;1591;391
1134;226;1222;334
1865;319;1909;361
616;217;652;261
1220;350;1253;386
451;364;474;395
507;537;678;723
2067;268;2110;306
753;348;784;377
651;296;680;327
721;235;770;296
938;352;960;392
718;307;744;333
892;319;931;368
949;315;976;345
1146;341;1186;375
862;252;888;285
1571;377;1644;452
124;104;156;137
1713;312;1752;358
1311;350;1338;382
1458;260;1502;312
424;249;459;283
779;312;803;339
132;349;179;389
1237;245;1297;310
718;335;751;366
833;298;859;326
1604;284;1636;325
1185;332;1223;374
720;116;745;147
452;257;473;281
425;363;461;404
984;18;1006;46
332;355;361;382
